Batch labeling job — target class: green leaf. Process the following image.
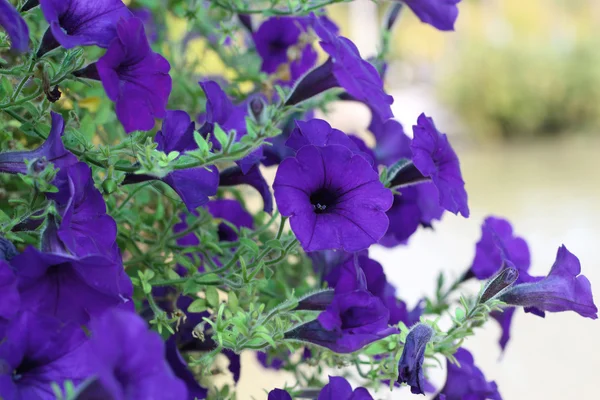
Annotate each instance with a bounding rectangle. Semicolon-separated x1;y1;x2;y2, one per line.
205;287;220;308
364;340;391;355
239;238;259;255
266;239;283;250
228;291;239;312
193;131;209;154
188;298;208;313
255;332;276;348
213;123;229;150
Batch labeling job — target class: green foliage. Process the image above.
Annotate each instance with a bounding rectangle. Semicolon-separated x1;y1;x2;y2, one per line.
439;39;600;139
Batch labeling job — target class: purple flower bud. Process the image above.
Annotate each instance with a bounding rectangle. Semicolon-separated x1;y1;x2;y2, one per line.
268;388;292;400
480;265;519;304
0;0;30;53
296;289;335;311
397;323;434;394
0;260;19;322
499;245;598;319
0;237;18;261
32;157;48;173
402;0;462;31
249;96;266;122
0;112;77;175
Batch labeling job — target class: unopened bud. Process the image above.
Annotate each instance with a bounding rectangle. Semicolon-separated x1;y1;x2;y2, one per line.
249;96;266;124
102;178;118;194
480;265;519;304
32;158;48;173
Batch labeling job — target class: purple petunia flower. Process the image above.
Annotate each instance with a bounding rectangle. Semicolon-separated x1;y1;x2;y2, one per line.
76;17;171;133
397;323;434;394
268;388;292;400
132;7;158;43
38;0;132;54
199;80;263;174
471;216;532;281
11;226;133;324
499;245;598;319
286;258;397;353
286;15;393;121
372;118;412;167
46;162;118;258
410;113;469;217
380;184;444;247
0;260;19;324
318;376;374;399
402;0;462;31
435;348;501;400
286;119;375;167
274;145;393;252
490;308;516;351
155;110;219;211
80;309;187;400
219;165;273;214
0;0;29;52
253;16;317;84
206;199;254;242
0;311;92;398
0;112;77;175
0;237;18;261
165;340;208;400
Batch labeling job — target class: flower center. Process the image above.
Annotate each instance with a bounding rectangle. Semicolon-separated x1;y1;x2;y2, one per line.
310;188;338;214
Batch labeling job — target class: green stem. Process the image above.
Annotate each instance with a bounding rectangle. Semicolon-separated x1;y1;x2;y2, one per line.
210;0;351;15
275;216;288;240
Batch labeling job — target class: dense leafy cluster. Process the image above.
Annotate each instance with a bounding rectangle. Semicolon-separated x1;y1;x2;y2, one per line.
0;1;596;399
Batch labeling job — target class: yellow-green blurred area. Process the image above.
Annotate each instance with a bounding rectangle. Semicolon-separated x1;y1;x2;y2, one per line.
328;0;600;141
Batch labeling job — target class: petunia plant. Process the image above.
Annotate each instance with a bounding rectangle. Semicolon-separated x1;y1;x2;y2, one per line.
0;0;596;399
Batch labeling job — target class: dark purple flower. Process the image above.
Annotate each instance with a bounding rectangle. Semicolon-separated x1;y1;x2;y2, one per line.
0;112;77;175
380;184;444;247
0;0;29;52
411;113;469;217
490;308;515;351
199;80;262;174
262;110;313;167
499;245;598;319
132;7;158;43
0;237;18;261
269;388;292;400
11;243;133;324
274;145;393;252
286;119;374;166
402;0;461;31
219;165;273;214
471;217;531;281
0;261;19;323
165;340;208;400
94;17;171;133
372;118;411;167
257;352;285;370
46;162;118;258
285;289;396;353
206;199;254;242
318;376;374;400
397;323;434;394
253;16;317;84
82;309;187;400
0;312;92;398
155;110;219;211
38;0;132;53
435;348;501;400
286;15;393;121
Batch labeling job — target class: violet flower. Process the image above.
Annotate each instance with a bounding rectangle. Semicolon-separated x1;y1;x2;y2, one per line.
46;162;118;258
268;389;292;400
0;0;29;53
380;184;444;247
38;0;132;55
0;112;77;175
372;118;412;167
286;260;397;353
435;348;501;400
0;237;18;261
77;17;171;133
409;113;469;217
471;216;532;280
402;0;462;31
253;16;317;84
286;119;374;166
499;245;598;319
286;14;393;121
318;376;374;399
165;340;208;400
0;312;92;398
206;199;254;242
219;165;273;214
397;323;434;394
199;80;262;174
273;144;393;252
0;260;19;323
81;309;188;400
11;223;133;324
